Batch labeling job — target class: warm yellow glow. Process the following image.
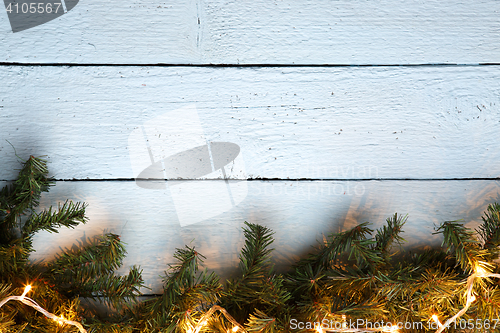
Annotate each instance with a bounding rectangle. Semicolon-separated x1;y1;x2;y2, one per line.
476;266;487;276
200;320;207;327
470;295;477;302
21;285;31;298
232;326;239;332
186;328;193;333
315;325;323;333
431;314;442;327
382;324;399;332
56;315;65;326
342;314;347;328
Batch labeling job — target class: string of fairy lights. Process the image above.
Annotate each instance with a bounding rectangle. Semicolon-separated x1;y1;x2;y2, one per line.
189;305;246;333
0;284;87;333
313;265;497;333
0;265;496;332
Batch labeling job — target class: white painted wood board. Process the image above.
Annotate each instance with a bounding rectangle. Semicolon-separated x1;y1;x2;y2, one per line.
0;179;493;293
1;0;499;297
1;66;499;181
200;0;500;65
0;1;499;64
0;1;201;64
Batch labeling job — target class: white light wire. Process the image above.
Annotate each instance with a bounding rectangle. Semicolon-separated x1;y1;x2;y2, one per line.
190;305;246;333
2;268;499;333
0;286;87;333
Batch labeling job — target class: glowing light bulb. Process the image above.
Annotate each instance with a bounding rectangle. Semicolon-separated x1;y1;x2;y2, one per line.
187;328;193;333
232;326;239;332
471;295;477;302
431;314;442;327
476;266;487;277
56;315;65;326
315;326;323;333
21;285;31;298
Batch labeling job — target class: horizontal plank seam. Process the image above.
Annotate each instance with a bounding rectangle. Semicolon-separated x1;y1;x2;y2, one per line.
0;62;499;68
1;178;499;182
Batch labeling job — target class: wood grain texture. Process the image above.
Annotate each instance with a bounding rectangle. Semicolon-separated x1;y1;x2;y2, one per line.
0;1;499;64
0;1;201;64
0;179;493;293
201;0;500;65
1;0;498;303
1;66;499;180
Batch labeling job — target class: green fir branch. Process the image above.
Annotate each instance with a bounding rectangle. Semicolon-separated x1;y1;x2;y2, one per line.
7;153;500;332
141;246;222;332
168;246;203;288
237;222;275;280
245;309;277;333
11;156;53;216
331;222;378;267
23;200;87;236
436;220;487;272
0;242;31;276
478;203;500;259
47;234;143;308
0;183;22;245
49;234;127;281
74;267;144;309
1;155;143;331
335;299;388;321
285;263;327;299
222;222;291;330
86;322;134;333
225;222;276;307
374;213;407;261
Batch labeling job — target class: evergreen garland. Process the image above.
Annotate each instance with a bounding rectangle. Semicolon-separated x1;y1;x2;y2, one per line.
0;156;144;332
2;156;500;332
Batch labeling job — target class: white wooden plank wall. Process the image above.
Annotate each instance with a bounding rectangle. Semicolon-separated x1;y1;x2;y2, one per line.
0;1;499;64
0;0;499;292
